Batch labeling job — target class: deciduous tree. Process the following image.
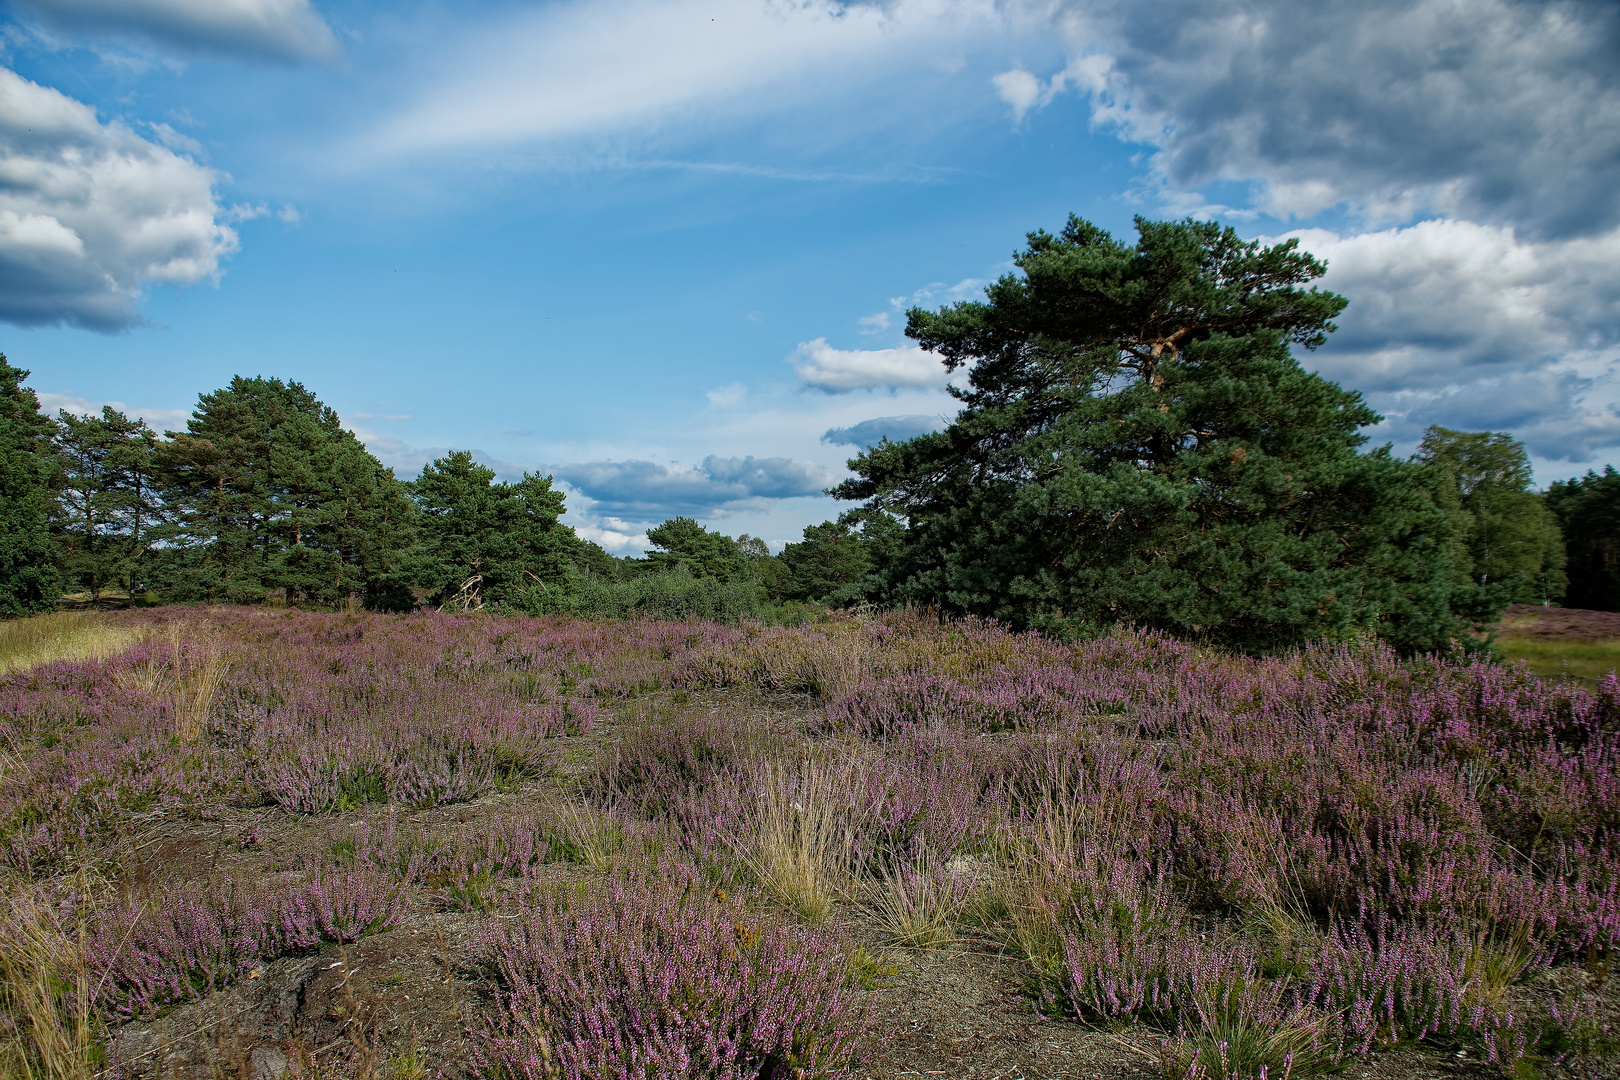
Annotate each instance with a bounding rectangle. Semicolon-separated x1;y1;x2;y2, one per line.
1417;427;1566;610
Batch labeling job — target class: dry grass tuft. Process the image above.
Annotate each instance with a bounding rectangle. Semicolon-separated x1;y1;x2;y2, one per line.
863;844;970;950
550;800;627;871
0;886;103;1080
733;757;859;923
168;625;226;743
110;623;227;741
0;612;142;677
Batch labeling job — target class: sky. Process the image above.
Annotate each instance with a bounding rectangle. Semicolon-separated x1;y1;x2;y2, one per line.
2;0;1618;553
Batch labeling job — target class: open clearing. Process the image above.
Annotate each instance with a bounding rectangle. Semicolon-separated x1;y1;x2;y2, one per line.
2;608;1616;1079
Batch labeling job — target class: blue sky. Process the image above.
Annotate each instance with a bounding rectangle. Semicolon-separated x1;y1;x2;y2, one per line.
3;0;1618;552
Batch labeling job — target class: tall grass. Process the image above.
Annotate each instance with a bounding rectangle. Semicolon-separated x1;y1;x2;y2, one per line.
0;612;142;677
0;887;102;1080
732;758;860;924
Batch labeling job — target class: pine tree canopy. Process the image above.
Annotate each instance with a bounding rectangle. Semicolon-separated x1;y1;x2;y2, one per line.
835;215;1469;653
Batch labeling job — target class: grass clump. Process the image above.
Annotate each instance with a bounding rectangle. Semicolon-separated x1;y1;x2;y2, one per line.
0;887;103;1080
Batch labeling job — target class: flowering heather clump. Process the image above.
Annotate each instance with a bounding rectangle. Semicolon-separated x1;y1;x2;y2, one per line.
473;865;865;1080
87;864;408;1020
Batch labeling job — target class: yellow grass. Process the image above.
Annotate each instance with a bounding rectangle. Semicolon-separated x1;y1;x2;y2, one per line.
0;612;142;677
1496;636;1620;683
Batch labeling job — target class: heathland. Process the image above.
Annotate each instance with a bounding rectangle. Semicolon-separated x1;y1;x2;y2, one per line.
1;607;1617;1080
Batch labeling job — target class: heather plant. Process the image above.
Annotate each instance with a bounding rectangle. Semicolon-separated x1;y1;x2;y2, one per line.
87;863;408;1020
472;863;865;1080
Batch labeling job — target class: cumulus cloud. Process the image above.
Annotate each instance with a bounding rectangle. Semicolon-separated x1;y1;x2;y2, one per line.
569;518;650;554
1279;219;1620;460
371;0;997;155
1033;0;1620;238
791;338;947;392
0;67;238;330
35;390;189;431
13;0;342;65
822;414;944;448
552;455;832;517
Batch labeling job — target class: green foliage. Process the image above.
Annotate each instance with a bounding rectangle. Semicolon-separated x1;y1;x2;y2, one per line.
835;215;1468;654
1417;427;1566;612
0;357;60;615
153;376;416;606
641;516;748;580
1546;466;1620;611
411;450;581;611
778;517;881;605
575;565;764;622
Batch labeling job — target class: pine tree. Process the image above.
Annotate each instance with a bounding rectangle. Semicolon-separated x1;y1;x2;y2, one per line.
0;357;59;614
836;215;1466;653
53;407;161;602
411;451;581;610
155;376;414;606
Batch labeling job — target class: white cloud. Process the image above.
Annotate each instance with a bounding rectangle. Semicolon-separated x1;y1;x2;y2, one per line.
857;311;891;335
371;0;998;155
0;67;238;330
14;0;342;65
1033;0;1620;238
1280;219;1620;460
705;382;748;407
991;68;1043;122
552;455;832;517
790;337;947;392
570;520;650;554
35;391;189;431
822;414;945;448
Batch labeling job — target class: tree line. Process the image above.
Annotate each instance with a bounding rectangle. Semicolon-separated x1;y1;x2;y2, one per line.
2;215;1617;652
0;364;886;620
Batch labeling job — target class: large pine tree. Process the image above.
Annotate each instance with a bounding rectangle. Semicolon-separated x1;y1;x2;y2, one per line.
411;450;582;611
156;376;415;606
835;216;1467;653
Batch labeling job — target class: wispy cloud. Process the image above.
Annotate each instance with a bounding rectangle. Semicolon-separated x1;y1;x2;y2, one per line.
368;0;1001;157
